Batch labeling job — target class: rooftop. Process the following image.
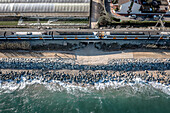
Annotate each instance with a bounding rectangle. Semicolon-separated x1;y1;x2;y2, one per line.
0;0;91;17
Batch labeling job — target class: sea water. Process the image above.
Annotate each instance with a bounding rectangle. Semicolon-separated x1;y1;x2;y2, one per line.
0;77;170;113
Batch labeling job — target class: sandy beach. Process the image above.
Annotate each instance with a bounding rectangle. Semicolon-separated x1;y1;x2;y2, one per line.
0;45;169;65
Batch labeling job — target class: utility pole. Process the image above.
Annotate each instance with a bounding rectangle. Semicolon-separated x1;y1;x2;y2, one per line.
155;14;165;31
37;16;42;29
155;14;169;45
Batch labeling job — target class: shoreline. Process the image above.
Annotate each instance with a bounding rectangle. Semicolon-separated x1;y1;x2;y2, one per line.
1;69;170;96
0;58;169;86
0;48;169;94
0;58;169;96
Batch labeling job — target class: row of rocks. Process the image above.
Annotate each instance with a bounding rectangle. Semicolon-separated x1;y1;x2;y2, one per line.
0;58;169;71
0;70;169;86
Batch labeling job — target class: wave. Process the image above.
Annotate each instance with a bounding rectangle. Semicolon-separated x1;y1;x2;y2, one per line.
0;77;170;96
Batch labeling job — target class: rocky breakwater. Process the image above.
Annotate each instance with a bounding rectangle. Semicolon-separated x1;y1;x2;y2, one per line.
0;58;169;71
0;70;169;86
0;58;169;87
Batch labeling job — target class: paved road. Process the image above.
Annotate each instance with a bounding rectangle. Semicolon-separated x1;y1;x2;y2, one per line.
91;0;101;28
105;0;135;21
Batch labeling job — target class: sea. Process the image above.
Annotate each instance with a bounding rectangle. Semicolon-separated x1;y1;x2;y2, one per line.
0;79;170;113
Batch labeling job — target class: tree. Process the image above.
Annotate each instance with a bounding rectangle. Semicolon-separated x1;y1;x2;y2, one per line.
98;14;112;26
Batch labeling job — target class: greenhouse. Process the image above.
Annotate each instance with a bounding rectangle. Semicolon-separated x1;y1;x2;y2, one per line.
0;0;90;3
0;0;91;17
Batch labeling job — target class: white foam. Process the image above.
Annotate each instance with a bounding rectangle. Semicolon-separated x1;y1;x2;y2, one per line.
1;82;20;93
149;82;170;95
0;77;170;95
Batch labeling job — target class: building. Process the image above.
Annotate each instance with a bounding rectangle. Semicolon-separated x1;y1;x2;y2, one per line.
119;1;141;14
166;0;170;14
159;0;169;12
140;0;169;13
112;0;141;14
0;0;91;17
111;0;170;15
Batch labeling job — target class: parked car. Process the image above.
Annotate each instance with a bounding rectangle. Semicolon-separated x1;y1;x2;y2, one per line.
153;15;159;20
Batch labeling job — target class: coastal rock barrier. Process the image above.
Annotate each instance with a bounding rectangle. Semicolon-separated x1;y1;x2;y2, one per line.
0;58;169;87
0;58;169;71
0;70;169;86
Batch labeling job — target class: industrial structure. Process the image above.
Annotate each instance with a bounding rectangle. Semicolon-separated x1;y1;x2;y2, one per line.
0;0;91;17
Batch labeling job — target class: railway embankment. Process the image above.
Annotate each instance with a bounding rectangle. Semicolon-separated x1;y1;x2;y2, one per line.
0;40;169;51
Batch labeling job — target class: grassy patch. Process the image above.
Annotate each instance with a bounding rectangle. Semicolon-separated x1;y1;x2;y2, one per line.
23;21;48;23
51;20;89;24
0;21;18;26
111;20;170;26
0;20;89;26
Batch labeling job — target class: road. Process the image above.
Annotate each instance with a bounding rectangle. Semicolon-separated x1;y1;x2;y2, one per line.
90;0;101;28
105;0;135;21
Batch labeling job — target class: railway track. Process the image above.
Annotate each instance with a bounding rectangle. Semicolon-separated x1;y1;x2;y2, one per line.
0;31;169;40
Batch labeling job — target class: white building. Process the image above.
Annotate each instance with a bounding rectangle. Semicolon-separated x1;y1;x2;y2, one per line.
0;0;91;17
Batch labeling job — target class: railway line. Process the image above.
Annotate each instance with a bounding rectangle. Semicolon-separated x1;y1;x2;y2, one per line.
0;31;169;40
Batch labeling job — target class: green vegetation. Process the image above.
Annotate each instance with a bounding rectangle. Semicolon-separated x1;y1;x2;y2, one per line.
114;20;170;24
111;20;170;26
0;20;89;26
111;16;121;22
0;21;18;26
24;21;48;23
97;13;169;27
0;21;48;26
98;13;120;26
98;15;112;25
98;14;170;27
52;20;89;24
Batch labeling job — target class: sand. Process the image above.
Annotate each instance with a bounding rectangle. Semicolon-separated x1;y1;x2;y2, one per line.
0;46;169;65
